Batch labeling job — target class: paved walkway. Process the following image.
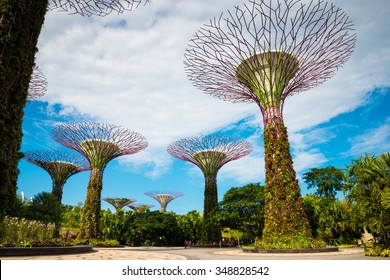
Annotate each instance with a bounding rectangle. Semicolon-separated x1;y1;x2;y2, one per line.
1;246;387;260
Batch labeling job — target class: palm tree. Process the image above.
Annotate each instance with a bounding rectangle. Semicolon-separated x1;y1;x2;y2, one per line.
346;153;390;247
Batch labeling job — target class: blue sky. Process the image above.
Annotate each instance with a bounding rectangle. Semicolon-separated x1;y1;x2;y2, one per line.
17;0;390;214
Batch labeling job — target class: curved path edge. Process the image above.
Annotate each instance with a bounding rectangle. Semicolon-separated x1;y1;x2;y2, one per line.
242;247;339;254
0;245;93;257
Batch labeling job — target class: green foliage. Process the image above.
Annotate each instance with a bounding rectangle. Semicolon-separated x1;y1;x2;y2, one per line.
303;166;346;198
0;216;56;247
302;194;362;245
346;152;390;247
0;0;48;215
24;192;62;225
216;183;265;239
79;168;104;239
176;210;203;244
262;124;311;244
364;243;390;258
121;211;182;246
253;235;326;250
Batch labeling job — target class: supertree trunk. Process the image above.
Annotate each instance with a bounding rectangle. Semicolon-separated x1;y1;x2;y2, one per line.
262;118;310;240
202;172;220;243
80;167;104;239
0;0;48;215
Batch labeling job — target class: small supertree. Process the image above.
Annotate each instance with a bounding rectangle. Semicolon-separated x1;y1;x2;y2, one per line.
23;150;90;202
127;203;154;213
103;197;136;210
27;66;47;102
184;0;356;245
145;191;184;213
167;135;252;242
52;122;148;239
49;0;149;17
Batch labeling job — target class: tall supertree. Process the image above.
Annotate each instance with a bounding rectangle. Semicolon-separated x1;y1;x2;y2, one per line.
24;150;90;202
144;191;184;213
184;0;356;245
0;0;149;215
52;122;148;239
167;135;253;242
102;197;136;210
127;203;154;212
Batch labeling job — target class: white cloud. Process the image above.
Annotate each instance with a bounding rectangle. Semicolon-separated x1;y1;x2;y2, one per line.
345;119;390;156
33;0;390;181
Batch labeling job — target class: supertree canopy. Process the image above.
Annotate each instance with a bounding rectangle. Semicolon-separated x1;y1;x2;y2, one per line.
144;191;184;213
49;0;149;17
127;203;154;212
24;150;90;202
52;122;148;239
27;66;47;102
167;135;252;242
102;197;136;210
184;0;356;245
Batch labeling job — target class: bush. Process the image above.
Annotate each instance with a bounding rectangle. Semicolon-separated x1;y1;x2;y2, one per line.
252;235;327;249
121;211;183;246
364;244;390;258
0;216;56;247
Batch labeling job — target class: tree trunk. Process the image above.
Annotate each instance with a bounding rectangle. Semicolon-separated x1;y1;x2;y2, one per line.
79;168;104;239
0;0;48;215
262;106;311;242
201;173;221;243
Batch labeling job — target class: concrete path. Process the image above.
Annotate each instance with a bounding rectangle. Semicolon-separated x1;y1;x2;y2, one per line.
1;246;388;260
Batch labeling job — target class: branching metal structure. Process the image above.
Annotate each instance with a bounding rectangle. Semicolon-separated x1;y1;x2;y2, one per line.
27;66;47;102
52;122;148;239
23;150;90;202
127;203;154;212
49;0;149;17
167;135;252;241
102;197;136;210
145;191;184;213
184;0;356;243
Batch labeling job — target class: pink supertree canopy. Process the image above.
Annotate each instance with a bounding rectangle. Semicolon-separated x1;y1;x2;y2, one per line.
49;0;149;17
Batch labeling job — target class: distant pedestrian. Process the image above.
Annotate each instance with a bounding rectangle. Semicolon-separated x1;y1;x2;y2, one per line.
219;239;222;249
184;240;189;249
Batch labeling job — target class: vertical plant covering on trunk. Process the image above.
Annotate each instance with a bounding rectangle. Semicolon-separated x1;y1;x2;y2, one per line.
184;0;356;246
51;122;147;239
167;135;253;242
23;150;90;202
0;0;48;215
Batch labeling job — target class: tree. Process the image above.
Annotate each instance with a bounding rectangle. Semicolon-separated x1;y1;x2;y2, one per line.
25;191;62;237
346;153;390;247
52;122;148;239
0;0;149;216
144;191;184;213
167;135;252;242
184;0;356;246
176;210;203;244
122;211;182;246
23;150;90;202
217;183;264;239
0;0;48;216
303;166;346;199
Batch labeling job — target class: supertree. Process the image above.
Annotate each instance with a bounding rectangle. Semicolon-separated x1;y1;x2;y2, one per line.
102;197;136;210
127;203;154;212
23;150;90;202
49;0;149;17
184;0;356;245
144;191;184;213
0;0;149;215
27;66;47;102
167;135;253;242
52;122;148;239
